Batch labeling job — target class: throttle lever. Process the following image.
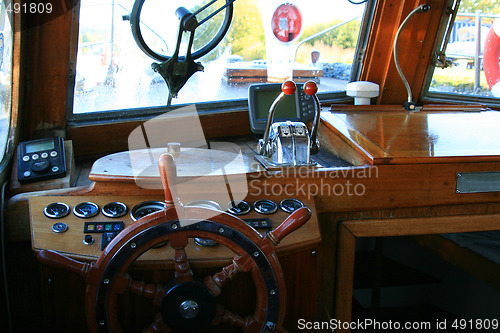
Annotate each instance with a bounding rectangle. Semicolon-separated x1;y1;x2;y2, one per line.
258;80;297;156
303;81;321;154
256;80;320;167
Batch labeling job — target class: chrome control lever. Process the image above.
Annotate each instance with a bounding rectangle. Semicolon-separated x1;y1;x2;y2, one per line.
257;80;297;156
257;80;321;167
305;81;321;155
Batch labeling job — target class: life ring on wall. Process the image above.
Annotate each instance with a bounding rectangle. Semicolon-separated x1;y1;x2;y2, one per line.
483;19;500;97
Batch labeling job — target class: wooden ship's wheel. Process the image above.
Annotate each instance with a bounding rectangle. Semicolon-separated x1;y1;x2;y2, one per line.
38;154;311;332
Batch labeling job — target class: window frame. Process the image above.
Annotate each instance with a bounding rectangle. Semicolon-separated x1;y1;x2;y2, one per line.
65;0;377;125
421;0;500;108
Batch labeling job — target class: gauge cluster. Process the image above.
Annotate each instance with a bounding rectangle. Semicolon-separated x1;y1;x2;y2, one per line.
33;196;310;256
227;198;304;216
42;198;305;222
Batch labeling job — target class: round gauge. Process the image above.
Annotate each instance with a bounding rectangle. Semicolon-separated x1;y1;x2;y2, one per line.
226;200;251;216
187;200;222;210
73;202;99;218
130;201;167;221
43;202;70;219
187;200;222;247
279;198;304;214
102;202;128;218
253;199;278;215
194;238;218;247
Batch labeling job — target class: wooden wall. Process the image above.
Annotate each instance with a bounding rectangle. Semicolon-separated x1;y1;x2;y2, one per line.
21;0;75;140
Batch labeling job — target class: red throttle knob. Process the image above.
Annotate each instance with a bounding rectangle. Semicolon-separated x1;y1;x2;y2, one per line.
281;80;296;95
303;80;318;96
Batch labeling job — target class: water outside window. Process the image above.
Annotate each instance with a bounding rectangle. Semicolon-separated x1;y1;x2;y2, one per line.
73;0;368;114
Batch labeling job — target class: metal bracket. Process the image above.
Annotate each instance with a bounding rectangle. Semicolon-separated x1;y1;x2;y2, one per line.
152;16;204;100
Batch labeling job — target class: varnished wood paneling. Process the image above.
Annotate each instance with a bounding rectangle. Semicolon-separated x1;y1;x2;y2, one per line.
334;212;500;332
22;0;75;139
68;110;253;158
343;213;500;238
321;109;500;165
39;247;318;333
334;223;356;331
411;234;500;291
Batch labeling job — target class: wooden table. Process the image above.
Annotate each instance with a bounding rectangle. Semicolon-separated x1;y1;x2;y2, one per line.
320;106;500;331
322;105;500;165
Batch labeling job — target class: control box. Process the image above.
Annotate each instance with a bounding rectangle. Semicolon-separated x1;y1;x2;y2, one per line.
17;137;67;184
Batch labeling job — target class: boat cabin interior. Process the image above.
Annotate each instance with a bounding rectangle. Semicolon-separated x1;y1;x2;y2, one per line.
2;0;500;332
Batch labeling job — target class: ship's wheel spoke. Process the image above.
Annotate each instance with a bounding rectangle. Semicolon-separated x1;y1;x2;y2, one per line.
169;231;194;284
173;246;194;283
203;261;243;297
212;303;256;330
143;313;171;333
127;277;167;306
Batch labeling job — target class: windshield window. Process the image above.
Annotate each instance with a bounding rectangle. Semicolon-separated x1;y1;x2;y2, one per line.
72;0;369;114
0;0;12;162
427;0;500;101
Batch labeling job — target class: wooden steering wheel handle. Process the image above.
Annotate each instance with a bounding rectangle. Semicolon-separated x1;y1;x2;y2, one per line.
37;249;92;279
158;153;180;207
268;207;311;246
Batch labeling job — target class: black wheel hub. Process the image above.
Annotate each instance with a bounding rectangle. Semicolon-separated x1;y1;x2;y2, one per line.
161;281;216;332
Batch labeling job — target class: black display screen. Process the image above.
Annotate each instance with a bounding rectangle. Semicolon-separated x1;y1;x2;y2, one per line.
254;90;299;120
25;140;55;153
248;83;309;134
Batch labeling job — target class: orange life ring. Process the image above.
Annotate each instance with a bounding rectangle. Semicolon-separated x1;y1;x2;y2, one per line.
484;19;500;97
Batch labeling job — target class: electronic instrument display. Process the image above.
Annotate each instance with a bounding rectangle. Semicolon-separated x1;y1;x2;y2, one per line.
248;83;316;134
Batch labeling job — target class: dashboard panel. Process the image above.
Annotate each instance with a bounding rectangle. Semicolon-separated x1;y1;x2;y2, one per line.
30;194;320;263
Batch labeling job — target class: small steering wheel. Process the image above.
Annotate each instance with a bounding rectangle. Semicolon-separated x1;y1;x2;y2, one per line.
129;0;234;62
38;154;311;332
128;0;235;99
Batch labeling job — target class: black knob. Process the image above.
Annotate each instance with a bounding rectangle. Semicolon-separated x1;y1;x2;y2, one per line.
420;4;430;13
83;234;94;245
32;160;51;173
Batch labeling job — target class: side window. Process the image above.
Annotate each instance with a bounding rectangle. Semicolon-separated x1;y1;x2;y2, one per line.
71;0;371;115
0;0;12;163
427;0;500;101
